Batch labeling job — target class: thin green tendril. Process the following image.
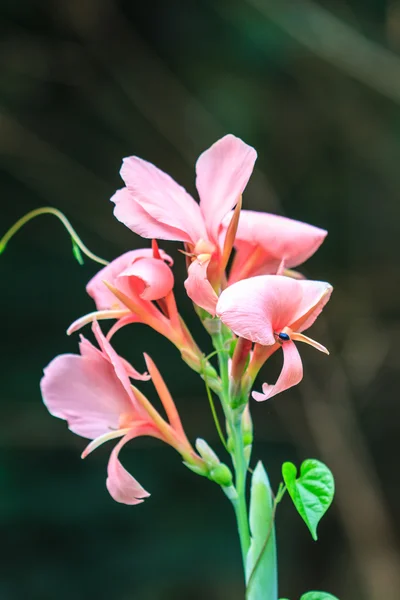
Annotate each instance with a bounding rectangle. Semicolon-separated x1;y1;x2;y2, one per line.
201;357;229;453
0;207;109;266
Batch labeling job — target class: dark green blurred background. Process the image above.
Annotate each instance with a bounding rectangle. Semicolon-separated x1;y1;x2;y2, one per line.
1;1;400;599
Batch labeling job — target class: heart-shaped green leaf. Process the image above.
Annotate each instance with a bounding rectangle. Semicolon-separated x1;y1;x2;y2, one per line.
282;459;335;541
301;592;339;600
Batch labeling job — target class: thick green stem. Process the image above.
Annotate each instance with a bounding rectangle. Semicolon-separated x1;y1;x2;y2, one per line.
212;327;251;571
232;416;251;566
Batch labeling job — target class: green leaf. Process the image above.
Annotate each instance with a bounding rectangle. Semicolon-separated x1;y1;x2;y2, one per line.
71;238;84;265
301;592;339;600
282;459;334;541
245;461;277;600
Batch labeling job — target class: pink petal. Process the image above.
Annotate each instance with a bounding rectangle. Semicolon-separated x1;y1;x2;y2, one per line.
113;188;191;242
67;309;130;336
106;315;141;340
143;354;187;440
196;135;257;242
289;280;333;332
184;255;218;316
40;348;136;440
118;256;174;301
87;249;173;311
252;341;303;401
226;210;327;282
217;275;300;345
117;156;207;243
106;427;162;505
91;321;149;389
217;275;332;344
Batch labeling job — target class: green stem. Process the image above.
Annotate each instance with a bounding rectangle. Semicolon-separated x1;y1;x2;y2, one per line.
232;415;251;566
212;327;251;570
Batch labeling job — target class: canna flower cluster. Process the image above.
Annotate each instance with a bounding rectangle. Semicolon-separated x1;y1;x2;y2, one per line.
36;135;332;504
38;134;332;507
2;133;339;599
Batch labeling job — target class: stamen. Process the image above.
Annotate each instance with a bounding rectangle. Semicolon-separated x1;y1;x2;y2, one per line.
290;331;329;355
81;428;131;458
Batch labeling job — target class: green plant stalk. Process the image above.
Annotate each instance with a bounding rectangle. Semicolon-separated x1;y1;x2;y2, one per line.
212;329;251;570
231;414;251;566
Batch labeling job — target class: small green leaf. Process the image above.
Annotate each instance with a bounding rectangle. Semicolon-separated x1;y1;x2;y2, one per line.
245;461;277;600
301;592;339;600
282;459;334;541
72;238;84;265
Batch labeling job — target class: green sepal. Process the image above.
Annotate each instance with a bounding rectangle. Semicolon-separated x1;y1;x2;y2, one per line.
182;461;207;477
300;592;339;600
245;461;278;600
282;459;334;541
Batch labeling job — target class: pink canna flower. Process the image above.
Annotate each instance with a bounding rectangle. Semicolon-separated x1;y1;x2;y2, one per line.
40;321;206;504
67;245;220;389
216;275;332;401
68;246;175;339
111;134;257;316
222;210;327;284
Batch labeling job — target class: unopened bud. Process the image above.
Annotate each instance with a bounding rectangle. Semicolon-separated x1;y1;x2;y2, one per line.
231;337;252;384
209;463;233;487
242;405;253;446
195;438;220;467
243;444;252;465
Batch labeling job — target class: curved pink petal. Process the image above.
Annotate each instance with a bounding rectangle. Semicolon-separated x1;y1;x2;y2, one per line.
87;249;173;311
217;275;301;345
289;280;333;332
106;315;141;340
252;340;303;401
196;135;257;242
118;157;207;243
67;309;130;336
225;210;327;282
92;320;149;385
217;275;332;345
184;255;218;316
40;349;136;440
106;426;163;505
143;353;187;440
118;256;174;301
112;188;191;242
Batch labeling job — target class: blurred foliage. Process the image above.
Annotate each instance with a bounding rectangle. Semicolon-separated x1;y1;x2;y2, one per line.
1;1;400;599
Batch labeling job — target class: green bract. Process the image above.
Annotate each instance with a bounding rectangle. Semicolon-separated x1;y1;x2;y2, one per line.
246;462;277;600
282;459;335;541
